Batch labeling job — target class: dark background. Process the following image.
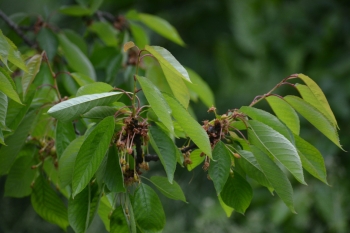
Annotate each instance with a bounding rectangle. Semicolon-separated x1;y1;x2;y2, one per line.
0;0;349;232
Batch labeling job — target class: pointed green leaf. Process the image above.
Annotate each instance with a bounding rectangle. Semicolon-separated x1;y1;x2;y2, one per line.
0;30;10;69
59;5;92;16
161;63;190;108
266;95;300;135
145;45;190;82
31;106;55;139
22;54;42;99
208;141;231;194
71;72;94;86
240;106;294;143
149;176;186;202
248;120;306;185
139;14;185;46
236;149;272;189
58;33;96;80
5;37;28;72
0;91;9;130
98;196;113;232
297;74;337;128
0;68;22;104
187;149;205;171
149;125;177;183
221;172;252;215
294;134;328;184
250;146;295;213
72;116;115;197
4;145;37;197
284;95;342;149
76;82;114;96
59;136;85;188
68;183;99;233
130;23;149;49
133;183;165;232
0;111;35;176
185;67;215;108
48;92;122;122
90;22;119;47
0;129;4;145
103;145;126;193
82;106;120;119
110;206;130;233
136;75;173;133
218;195;234;217
56;121;76;159
31;175;69;230
37;28;58;61
163;93;212;157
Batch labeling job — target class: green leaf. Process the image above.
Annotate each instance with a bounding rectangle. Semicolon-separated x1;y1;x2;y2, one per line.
82;106;120;119
76;82;114;96
145;45;190;82
63;30;88;56
0;30;10;69
48;92;122;122
58;33;96;80
240;106;294;143
71;72;94;86
89;0;104;13
133;183;165;232
31;175;69;230
248;120;306;185
0;111;35;176
37;28;58;61
250;146;295;213
59;5;92;16
110;206;130;233
129;23;149;49
0;129;4;145
218;195;234;217
266;95;300;135
72;116;115;197
297;74;338;128
0;91;9;130
4;145;37;197
4;36;28;72
0;67;22;104
294;134;328;184
90;22;119;47
21;54;43;100
31;106;55;139
284;95;342;149
236;149;272;189
149;125;177;183
161;63;190;108
187;149;205;171
149;176;186;202
136;75;173;133
185;67;215;108
103;145;126;193
221;172;253;215
59;136;85;188
98;196;113;232
68;183;99;233
208;141;231;194
139;13;185;46
55;121;76;159
163;93;212;158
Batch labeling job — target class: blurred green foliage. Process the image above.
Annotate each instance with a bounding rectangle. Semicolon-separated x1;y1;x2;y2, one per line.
0;0;349;232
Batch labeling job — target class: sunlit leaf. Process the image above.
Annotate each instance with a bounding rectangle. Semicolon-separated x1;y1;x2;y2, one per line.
59;5;92;16
129;23;149;49
149;176;186;202
248;120;306;185
48;92;122;122
72;116;115;197
90;22;119;47
124;41;136;52
0;68;22;104
284;95;342;149
98;196;113;232
71;72;94;86
218;195;234;217
139;13;185;46
221;172;252;215
31;175;69;230
266;95;300;135
187;149;205;171
208;141;231;194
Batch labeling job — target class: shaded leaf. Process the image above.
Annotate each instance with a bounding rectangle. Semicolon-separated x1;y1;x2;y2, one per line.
248;120;306;185
22;54;43;100
37;28;58;61
59;5;92;16
218;195;234;217
139;13;185;46
56;121;76;159
284;95;342;149
129;23;149;49
149;125;177;183
76;82;113;96
31;175;69;230
163;93;212;157
72;116;115;197
221;172;253;215
0;67;22;104
103;145;126;193
90;22;119;47
266;96;300;135
133;183;165;232
48;92;122;122
82;106;119;119
149;176;186;202
71;72;94;86
187;149;205;171
110;206;130;233
208;141;231;194
98;196;113;232
0;91;9;130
